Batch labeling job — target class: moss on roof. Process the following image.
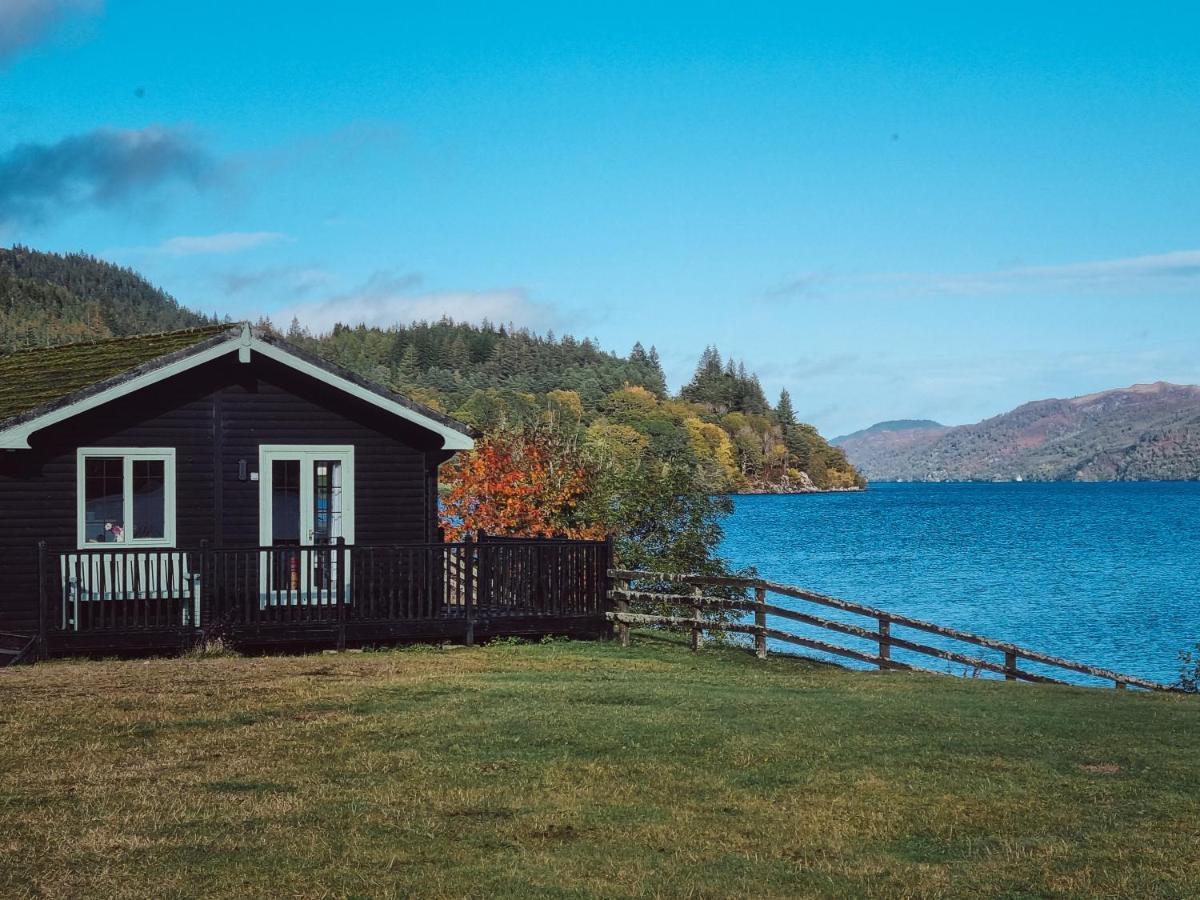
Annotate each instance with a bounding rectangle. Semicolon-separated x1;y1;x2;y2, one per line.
0;325;234;424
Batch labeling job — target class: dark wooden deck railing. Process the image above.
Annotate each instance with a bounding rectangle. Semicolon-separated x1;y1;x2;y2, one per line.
36;538;612;653
609;569;1178;693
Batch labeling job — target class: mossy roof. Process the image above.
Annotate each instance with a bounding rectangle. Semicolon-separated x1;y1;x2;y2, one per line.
0;325;235;425
0;324;475;444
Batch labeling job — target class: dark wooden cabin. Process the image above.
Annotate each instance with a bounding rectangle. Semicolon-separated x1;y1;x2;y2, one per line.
0;324;609;662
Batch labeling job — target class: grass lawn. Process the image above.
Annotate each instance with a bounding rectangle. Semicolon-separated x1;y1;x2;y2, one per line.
1;634;1198;899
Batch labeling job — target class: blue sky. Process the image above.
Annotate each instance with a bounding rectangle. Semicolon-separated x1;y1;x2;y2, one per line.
3;1;1200;437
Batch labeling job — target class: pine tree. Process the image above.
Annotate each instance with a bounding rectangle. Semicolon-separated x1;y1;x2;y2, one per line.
645;345;668;396
446;336;470;372
776;388;796;427
396;344;420;386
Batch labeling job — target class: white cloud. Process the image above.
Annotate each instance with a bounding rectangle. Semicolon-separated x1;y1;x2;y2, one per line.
278;271;555;333
158;231;288;256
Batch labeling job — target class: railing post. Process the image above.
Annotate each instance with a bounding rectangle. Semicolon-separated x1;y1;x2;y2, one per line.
335;537;347;651
690;584;704;651
195;540;208;631
754;585;767;659
1004;649;1017;681
603;536;615;624
878;616;890;670
477;535;490;614
36;541;49;660
464;538;475;646
540;540;549;619
187;569;200;642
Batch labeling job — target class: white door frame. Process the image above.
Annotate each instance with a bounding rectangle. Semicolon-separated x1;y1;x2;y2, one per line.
258;445;355;604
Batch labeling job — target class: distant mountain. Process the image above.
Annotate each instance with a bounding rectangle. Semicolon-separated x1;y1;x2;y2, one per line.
0;245;211;351
832;420;950;478
832;419;945;444
838;383;1200;482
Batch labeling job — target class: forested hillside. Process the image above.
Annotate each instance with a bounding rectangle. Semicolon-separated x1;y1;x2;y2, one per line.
0;246;211;349
838;384;1200;481
0;246;861;495
0;245;862;576
284;323;863;494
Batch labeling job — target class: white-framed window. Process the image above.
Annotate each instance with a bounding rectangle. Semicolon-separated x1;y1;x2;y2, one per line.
76;448;177;548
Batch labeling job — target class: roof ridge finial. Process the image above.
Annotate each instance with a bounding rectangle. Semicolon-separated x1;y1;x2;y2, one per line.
238;322;253;363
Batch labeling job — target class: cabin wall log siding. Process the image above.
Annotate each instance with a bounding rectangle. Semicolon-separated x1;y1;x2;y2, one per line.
0;354;445;633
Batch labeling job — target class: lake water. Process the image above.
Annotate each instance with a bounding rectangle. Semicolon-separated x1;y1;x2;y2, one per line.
720;482;1200;686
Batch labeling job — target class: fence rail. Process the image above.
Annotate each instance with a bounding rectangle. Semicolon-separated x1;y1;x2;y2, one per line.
35;538;611;654
608;569;1177;693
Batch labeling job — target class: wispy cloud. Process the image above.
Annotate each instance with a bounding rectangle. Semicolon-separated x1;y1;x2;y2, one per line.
221;264;331;296
758;353;860;381
0;0;102;64
908;249;1200;295
765;269;833;300
158;231;287;256
767;249;1200;303
277;271;556;333
0;125;215;228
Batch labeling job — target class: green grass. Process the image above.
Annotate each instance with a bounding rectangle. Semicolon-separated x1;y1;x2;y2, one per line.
1;633;1198;898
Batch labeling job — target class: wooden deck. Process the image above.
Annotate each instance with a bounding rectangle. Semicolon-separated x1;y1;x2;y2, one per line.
34;537;612;657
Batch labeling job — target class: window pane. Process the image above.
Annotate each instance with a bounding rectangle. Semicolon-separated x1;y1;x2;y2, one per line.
132;459;165;539
272;459;301;544
84;457;124;543
312;460;343;544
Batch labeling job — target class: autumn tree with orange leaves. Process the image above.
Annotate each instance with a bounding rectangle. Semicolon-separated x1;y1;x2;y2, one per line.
439;428;606;541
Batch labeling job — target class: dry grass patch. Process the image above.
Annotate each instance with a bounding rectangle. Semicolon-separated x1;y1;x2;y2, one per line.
1;634;1199;898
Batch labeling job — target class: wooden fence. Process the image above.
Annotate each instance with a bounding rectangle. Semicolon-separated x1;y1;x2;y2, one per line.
608;569;1178;693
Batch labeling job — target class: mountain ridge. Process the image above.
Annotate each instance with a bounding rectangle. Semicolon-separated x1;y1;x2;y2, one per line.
831;419;945;445
837;382;1200;482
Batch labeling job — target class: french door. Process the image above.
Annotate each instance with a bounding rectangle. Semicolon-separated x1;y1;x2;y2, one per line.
258;446;355;605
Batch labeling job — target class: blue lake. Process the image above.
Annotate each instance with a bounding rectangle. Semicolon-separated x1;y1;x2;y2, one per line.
720;482;1200;685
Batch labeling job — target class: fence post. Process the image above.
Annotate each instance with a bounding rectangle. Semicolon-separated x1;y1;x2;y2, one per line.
464;538;475;646
754;585;767;659
878;616;891;670
336;536;347;651
1004;649;1017;681
690;584;704;651
613;571;630;647
36;541;49;660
